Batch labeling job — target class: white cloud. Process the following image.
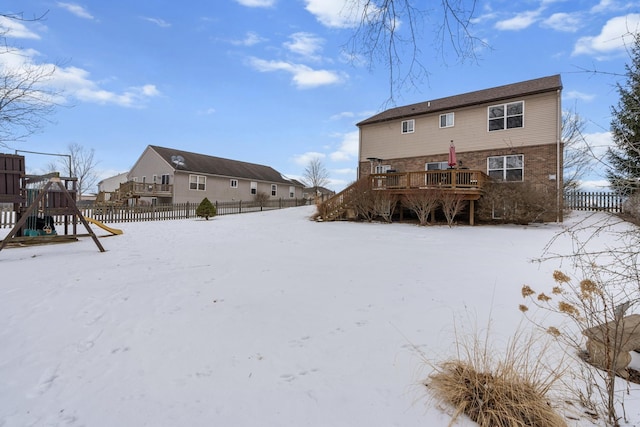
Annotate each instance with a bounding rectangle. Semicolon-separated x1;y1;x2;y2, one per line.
590;0;620;13
578;178;611;191
541;12;582;32
235;0;276;7
284;32;324;60
330;111;355;120
330;131;359;161
0;47;160;108
293;152;326;166
231;32;267;46
333;168;356;175
495;10;542;31
57;2;94;20
0;16;41;39
584;131;614;159
248;57;343;88
573;13;640;56
564;90;596;102
142;17;171;28
303;0;360;28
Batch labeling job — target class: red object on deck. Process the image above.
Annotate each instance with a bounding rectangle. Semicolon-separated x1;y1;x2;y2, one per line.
448;143;457;167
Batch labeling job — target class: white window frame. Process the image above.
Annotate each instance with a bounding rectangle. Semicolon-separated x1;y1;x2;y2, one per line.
487;154;524;182
401;119;415;134
439;113;454;128
289;186;295;198
161;174;170;185
374;164;391;173
230;179;238;188
271;184;277;197
153;174;157;183
250;181;257;195
425;161;448;171
488;101;524;131
189;174;206;191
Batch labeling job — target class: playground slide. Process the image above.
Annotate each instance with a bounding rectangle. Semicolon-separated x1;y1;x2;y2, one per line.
84;217;123;235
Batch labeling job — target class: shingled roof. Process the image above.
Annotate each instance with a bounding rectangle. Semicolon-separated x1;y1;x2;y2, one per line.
357;74;562;126
149;145;297;185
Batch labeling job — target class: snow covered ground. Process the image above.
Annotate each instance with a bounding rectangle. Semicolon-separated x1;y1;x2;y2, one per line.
1;205;639;426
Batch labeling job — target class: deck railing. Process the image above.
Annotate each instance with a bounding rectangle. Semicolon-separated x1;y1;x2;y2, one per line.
119;181;173;197
370;169;488;190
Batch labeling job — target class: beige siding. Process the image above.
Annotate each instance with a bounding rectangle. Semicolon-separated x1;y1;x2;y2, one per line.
129;147;175;186
173;173;301;204
359;91;560;162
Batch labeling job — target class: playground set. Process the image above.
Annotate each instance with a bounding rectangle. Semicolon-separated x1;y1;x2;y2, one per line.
0;153;121;252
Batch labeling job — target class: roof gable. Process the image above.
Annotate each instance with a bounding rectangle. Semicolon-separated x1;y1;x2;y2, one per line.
357;74;562;126
148;145;297;185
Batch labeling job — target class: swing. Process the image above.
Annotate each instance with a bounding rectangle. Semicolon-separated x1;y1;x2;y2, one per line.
24;187;57;237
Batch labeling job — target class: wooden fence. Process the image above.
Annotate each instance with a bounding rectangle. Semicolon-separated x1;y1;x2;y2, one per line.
564;191;625;213
0;198;309;228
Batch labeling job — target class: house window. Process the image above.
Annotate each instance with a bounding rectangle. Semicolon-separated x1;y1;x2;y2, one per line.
426;162;448;170
439;113;454;128
189;174;206;191
289;186;295;198
374;164;391;173
153;175;157;183
271;184;277;196
142;176;146;183
161;174;170;185
230;179;238;188
401;119;414;134
487;155;524;181
250;181;257;195
488;101;523;131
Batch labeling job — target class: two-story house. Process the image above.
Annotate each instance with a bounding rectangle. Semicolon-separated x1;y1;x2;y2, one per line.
114;145;304;205
350;74;563;223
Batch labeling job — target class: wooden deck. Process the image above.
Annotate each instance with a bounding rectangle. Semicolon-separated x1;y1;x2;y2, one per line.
319;169;489;223
369;169;487;196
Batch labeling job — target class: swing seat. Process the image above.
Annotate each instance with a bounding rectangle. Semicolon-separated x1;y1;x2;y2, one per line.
24;228;58;237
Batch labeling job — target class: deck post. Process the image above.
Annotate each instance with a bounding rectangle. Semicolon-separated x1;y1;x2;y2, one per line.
469;200;475;226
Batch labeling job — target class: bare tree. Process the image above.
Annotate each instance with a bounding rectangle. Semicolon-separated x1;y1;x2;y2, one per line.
563;108;593;192
50;143;99;198
440;191;467;227
345;0;484;101
0;12;61;148
302;157;330;197
403;190;439;225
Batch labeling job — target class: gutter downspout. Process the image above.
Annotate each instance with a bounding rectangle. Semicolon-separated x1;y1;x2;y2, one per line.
556;89;562;222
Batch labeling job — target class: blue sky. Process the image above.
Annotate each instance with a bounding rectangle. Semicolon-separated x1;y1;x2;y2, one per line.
1;0;639;192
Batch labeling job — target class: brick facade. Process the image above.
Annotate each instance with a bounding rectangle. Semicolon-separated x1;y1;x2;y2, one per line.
359;142;563;222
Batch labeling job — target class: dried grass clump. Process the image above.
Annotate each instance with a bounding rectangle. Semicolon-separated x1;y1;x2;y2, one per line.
428;360;566;427
426;328;567;427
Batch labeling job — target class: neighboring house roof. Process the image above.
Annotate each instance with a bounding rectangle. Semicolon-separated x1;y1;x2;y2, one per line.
148;145;300;186
303;186;335;195
357;74;562;126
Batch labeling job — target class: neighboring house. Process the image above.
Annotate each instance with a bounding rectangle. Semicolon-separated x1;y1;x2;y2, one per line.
122;145;304;205
303;186;336;203
355;74;563;222
98;172;129;193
